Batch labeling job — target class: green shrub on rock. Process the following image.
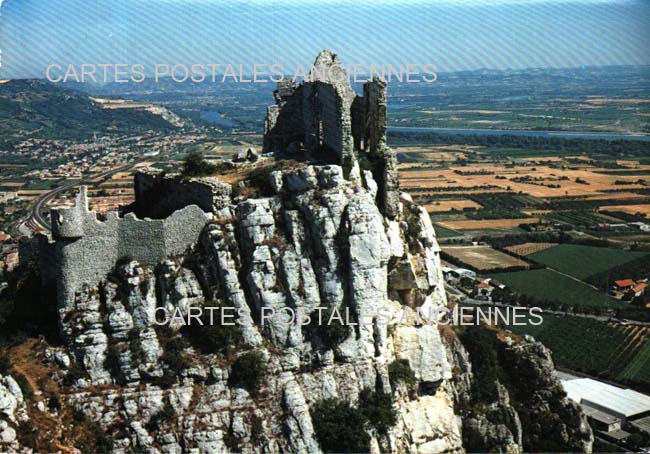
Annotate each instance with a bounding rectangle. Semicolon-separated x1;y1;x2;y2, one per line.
104;343;122;380
229;350;267;396
182;307;243;355
308;306;351;349
157;329;191;375
181;151;217;177
310;397;371;453
358;388;397;434
388;358;417;389
62;361;88;386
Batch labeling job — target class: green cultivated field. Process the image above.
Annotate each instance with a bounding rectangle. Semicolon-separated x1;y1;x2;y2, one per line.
506;315;650;389
619;341;650;385
489;268;620;308
527;244;649;280
432;223;463;238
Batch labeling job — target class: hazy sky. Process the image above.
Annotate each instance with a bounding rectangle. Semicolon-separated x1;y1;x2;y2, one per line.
0;0;648;79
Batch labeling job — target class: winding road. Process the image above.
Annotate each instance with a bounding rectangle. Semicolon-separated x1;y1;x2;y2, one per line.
20;162;139;234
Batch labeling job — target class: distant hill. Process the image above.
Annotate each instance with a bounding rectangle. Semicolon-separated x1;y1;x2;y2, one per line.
0;79;179;147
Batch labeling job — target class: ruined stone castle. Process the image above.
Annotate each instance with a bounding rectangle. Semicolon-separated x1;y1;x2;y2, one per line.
24;50;403;314
8;51;593;454
264;50;400;219
23;186;208;307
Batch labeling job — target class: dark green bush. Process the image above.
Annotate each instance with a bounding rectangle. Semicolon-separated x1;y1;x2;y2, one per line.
16;421;37;449
388;359;417;389
309;306;351;349
145;399;176;432
358;388;396;434
72;409;115;454
0;352;10;374
104;343;122;379
94;429;114;454
115;255;135;267
459;326;501;402
182;307;243;355
229;351;267;395
0;266;60;343
151;370;178;389
181;151;217;177
250;414;264;444
128;328;144;364
160;335;191;373
223;432;242;452
311;397;370;453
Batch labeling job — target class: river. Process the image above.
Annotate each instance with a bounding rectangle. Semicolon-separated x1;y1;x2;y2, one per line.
388;126;650;142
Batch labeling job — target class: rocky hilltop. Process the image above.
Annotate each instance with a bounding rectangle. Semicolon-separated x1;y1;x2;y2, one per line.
3;51;593;454
0;79;177;147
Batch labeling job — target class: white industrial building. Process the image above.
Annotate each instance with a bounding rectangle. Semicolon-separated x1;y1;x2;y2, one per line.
562;376;650;440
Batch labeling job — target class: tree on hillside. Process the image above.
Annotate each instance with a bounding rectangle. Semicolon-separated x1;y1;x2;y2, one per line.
181;151;217;177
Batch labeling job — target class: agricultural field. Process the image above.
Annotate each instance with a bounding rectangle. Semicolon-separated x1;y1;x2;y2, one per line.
488;268;620;309
432;223;463;238
619;341;650;385
387;67;650;135
599;204;650;217
442;245;529;271
504;242;558;256
544;210;622;228
398;163;650;198
425;199;482;213
88;192;135;214
437;218;541;231
394;145;474;162
398;153;650;248
398;145;649;208
506;315;650;389
527;244;649;280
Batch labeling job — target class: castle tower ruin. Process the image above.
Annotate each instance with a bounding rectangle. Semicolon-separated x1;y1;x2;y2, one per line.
263;50;400;219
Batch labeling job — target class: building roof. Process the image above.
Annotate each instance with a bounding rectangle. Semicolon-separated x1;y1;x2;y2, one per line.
581;404;620;425
633;283;647;293
631;415;650;434
562;378;650;419
614;279;634;288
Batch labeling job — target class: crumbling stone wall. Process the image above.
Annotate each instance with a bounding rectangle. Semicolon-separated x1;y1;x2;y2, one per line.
263;50;400;218
134;167;231;218
351;96;365;151
363;77;388;155
362;77;400;218
264;80;304;153
18;233;57;286
306;51;357;165
49;187;209;305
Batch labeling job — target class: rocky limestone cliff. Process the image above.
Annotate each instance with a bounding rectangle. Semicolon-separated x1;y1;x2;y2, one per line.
444;326;593;454
8;161;460;453
0;373;29;452
8;162;593;453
